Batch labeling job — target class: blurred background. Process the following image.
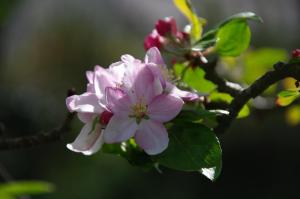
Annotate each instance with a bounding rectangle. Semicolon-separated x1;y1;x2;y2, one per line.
0;0;299;198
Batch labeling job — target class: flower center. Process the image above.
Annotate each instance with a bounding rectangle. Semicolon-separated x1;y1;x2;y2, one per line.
130;101;148;123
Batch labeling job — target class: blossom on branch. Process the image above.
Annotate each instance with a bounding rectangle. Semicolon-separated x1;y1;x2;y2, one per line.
66;47;200;155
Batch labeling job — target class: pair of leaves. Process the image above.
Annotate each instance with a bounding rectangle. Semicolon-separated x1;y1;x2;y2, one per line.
173;0;205;42
195;12;262;56
0;181;54;199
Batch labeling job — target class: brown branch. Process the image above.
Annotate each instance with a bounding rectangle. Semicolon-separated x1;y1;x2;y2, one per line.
215;62;300;134
201;59;243;97
0;112;75;151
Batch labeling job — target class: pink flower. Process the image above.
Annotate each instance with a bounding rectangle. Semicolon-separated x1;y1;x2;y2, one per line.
66;63;126;155
65;47;199;156
103;65;184;155
155;17;177;36
144;30;163;51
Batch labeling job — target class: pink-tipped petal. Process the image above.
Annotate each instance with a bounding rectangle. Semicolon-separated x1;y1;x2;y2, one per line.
166;82;200;101
67;121;104;155
145;47;165;67
66;93;103;114
147;94;183;122
135;120;169;155
103;115;138;143
105;87;132;115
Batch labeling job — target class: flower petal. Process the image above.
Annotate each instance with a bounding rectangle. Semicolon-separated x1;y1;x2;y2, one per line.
144;47;165;67
66;93;103;113
105;87;131;116
94;67;115;98
135;119;169;155
166;82;200;101
124;65;158;104
77;112;95;123
67;121;104;155
103;115;138;143
108;61;127;83
147;94;183;122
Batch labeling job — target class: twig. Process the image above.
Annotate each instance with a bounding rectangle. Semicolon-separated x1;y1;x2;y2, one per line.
215;62;300;134
0;112;75;151
201;59;243;97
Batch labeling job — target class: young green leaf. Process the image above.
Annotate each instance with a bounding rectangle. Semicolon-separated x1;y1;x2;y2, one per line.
174;63;216;93
154;122;222;180
173;0;205;41
276;90;300;106
195;12;261;52
215;19;251;57
218;12;263;27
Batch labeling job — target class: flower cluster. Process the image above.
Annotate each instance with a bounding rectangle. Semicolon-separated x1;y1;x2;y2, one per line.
144;17;189;51
66;47;199;155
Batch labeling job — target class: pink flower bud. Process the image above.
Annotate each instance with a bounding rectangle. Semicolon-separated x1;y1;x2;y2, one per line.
176;31;190;42
292;49;300;58
100;110;113;125
144;30;162;50
155;17;177;36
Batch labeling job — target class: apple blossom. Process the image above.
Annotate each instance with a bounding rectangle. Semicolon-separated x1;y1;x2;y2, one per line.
66;63;126;155
103;65;184;155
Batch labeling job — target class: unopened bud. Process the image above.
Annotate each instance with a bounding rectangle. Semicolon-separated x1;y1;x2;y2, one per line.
100;111;113;125
155;17;177;36
292;49;300;58
144;30;163;50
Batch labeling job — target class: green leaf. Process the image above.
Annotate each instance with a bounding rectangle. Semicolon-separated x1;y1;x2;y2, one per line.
278;90;300;98
173;0;205;41
0;181;54;197
180;105;218;128
276;90;300;106
195;12;261;51
102;141;154;170
174;63;216;93
215;19;251;57
218;12;263;27
154;121;222;180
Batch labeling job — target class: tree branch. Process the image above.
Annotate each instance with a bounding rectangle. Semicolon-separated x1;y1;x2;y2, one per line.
201;59;243;97
0;112;75;151
215;62;300;134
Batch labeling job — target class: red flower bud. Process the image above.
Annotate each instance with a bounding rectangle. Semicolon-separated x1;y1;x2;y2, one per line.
155;17;177;36
100;110;113;125
292;49;300;58
144;30;163;50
